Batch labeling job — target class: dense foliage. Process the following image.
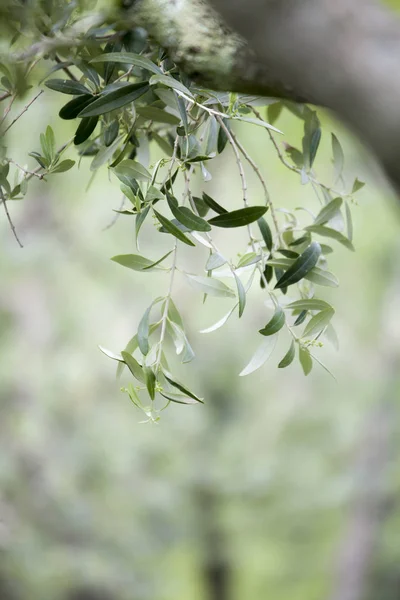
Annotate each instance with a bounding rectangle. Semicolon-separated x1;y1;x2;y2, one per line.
0;0;364;416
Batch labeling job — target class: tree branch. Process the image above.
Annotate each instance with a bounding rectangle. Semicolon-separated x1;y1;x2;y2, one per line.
209;0;400;193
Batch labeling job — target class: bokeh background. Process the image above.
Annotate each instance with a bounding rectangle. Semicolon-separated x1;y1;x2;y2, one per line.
1;37;400;600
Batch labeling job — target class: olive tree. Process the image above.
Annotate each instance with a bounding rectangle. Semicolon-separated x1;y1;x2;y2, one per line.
0;0;378;418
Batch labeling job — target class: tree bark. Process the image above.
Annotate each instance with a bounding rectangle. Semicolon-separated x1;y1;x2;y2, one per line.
118;0;400;194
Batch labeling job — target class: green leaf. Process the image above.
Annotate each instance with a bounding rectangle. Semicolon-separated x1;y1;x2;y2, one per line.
275;242;321;289
186;274;235;298
286;299;333;312
206;253;227;271
192;196;210;218
278;341;296;368
305;267;339;288
234;273;246;317
90;52;163;75
352;178;365;193
149;74;193;99
98;346;123;361
257;217;273;251
59;94;95;120
201;192;227;214
237;252;261;269
200;306;236;333
136;105;180;124
79;82;149;117
303;308;334;338
305;225;354;251
74;116;99;145
209;206;268;228
111;253;163;271
163;371;204;403
113;159;151;182
137;308;151;356
160;392;199;405
121;351;144;383
50;159;75;174
345;201;353;242
45;78;90;95
167;196;211;232
136;205;151;248
239;335;278;376
267;102;282;125
332;133;344;182
154;209;195;246
294;310;308;326
299;346;313;375
142;250;173;270
143;366;156;400
314;197;343;226
309;127;321;168
259;305;285;336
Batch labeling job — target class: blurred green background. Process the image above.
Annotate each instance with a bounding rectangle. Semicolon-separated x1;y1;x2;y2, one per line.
1;66;400;600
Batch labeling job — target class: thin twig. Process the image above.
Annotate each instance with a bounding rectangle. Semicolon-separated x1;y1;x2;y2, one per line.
54;54;78;82
0;186;23;247
9;160;45;180
2;90;44;135
230;127;282;245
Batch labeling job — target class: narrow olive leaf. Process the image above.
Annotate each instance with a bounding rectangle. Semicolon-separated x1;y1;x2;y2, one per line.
275;242;321;289
345;201;353;242
135;106;180;125
167;298;184;329
278;249;299;259
111;254;161;271
79;82;149;117
237;252;261;269
113;159;151;182
90;52;163;75
305;225;354;251
309;127;321;168
135;205;151;248
121;351;145;383
45;78;90;95
209;206;268;228
275;267;288;295
305;267;339;288
286;299;333;311
278;340;296;368
239;334;278;377
51;160;75;174
154;209;195;246
98;346;123;361
167;196;211;232
267;258;294;269
160;392;199;405
324;323;340;351
313;197;343;226
163;371;204;403
143;366;156;400
59;94;94;119
267;102;282;124
320;244;334;255
233;273;246;317
352;178;365;193
332;133;344;182
202;192;228;214
299;346;313;375
290;235;310;247
104;120;119;147
74;116;99;145
138;305;153;355
294;310;308;326
192;196;210;217
232;116;283;134
186;274;235;298
257;217;273;252
206;252;227;271
303;308;335;338
142;250;173;270
200;306;236;333
259;305;285;336
260;265;273;289
149;74;194;98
